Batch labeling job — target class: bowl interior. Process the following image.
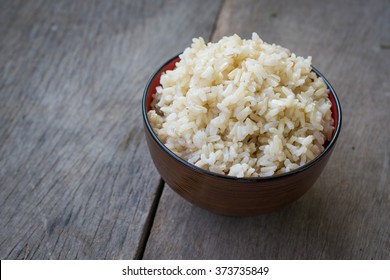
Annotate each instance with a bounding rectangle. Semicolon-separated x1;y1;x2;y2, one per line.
143;55;341;179
145;57;180;112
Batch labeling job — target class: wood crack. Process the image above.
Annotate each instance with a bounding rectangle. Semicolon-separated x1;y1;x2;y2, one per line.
134;178;164;260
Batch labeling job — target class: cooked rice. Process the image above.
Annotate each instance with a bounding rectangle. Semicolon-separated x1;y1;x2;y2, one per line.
148;33;334;177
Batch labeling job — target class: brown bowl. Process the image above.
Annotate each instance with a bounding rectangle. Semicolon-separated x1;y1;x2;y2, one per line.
142;55;342;216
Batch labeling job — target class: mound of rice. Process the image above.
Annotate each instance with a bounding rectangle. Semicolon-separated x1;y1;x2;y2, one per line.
148;33;334;177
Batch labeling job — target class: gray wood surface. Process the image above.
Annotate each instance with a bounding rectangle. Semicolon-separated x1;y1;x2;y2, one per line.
0;0;221;259
143;0;390;259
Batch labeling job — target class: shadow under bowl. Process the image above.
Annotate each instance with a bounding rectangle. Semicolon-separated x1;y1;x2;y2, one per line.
142;55;342;216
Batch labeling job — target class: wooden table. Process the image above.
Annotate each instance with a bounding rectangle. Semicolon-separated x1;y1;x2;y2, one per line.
1;0;389;260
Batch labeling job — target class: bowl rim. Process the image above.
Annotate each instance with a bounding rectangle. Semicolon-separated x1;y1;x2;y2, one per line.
142;54;342;182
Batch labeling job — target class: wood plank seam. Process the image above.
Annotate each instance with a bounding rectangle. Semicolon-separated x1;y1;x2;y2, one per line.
209;0;225;42
135;178;165;260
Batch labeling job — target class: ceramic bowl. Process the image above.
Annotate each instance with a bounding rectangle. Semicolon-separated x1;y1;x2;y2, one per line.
142;55;342;216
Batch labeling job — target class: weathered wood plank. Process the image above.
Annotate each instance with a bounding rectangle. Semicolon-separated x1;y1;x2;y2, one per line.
143;0;390;259
0;0;221;259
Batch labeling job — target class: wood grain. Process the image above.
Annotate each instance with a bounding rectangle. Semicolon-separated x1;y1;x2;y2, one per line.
0;0;221;259
143;0;390;259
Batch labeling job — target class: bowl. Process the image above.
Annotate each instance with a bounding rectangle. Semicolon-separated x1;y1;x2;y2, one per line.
142;55;342;216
